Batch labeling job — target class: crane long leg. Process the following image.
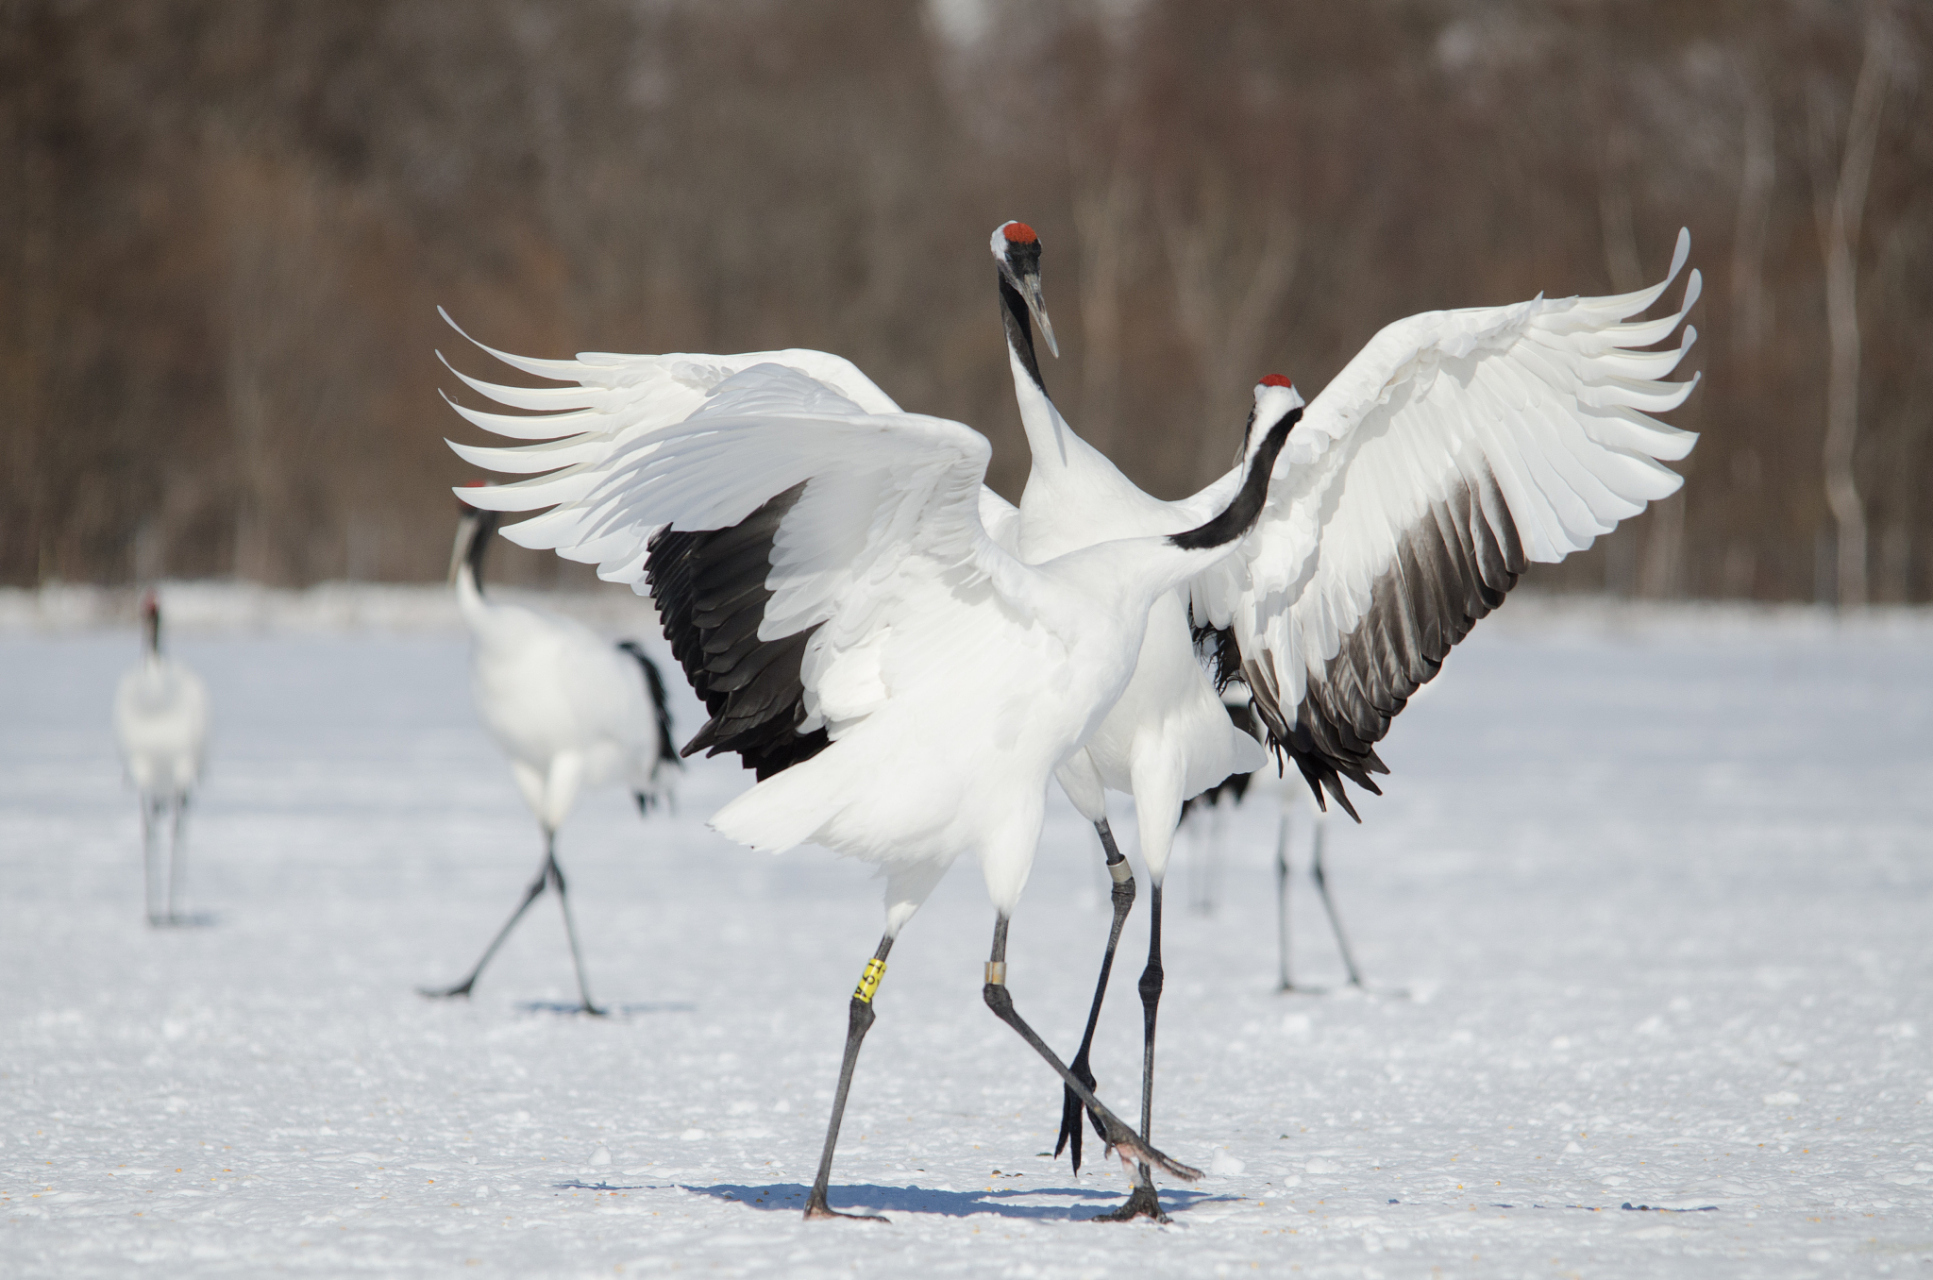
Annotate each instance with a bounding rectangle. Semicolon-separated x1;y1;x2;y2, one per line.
1309;823;1364;989
1275;804;1297;992
418;843;552;1001
981;913;1202;1208
165;796;188;926
544;839;606;1015
141;796;161;927
805;934;895;1222
1056;819;1137;1174
1096;881;1169;1221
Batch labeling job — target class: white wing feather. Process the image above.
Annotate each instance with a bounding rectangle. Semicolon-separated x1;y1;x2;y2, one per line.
439;312;902;577
451;356;1031;731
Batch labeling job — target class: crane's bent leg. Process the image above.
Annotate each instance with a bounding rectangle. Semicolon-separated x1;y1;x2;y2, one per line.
418;840;551;1001
544;837;605;1015
1309;821;1364;989
981;912;1201;1214
165;796;188;925
805;935;895;1222
141;796;161;927
1275;804;1298;992
1056;819;1137;1174
1096;880;1168;1221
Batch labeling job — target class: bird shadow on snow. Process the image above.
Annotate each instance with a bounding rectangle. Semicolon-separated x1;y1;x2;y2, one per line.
680;1181;1234;1222
152;911;220;929
515;1000;698;1016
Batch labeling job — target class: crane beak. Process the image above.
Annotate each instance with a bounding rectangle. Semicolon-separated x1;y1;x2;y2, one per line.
999;257;1059;359
1022;271;1059;359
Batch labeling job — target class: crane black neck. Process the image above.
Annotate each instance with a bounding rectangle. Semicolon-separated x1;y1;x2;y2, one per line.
1170;407;1301;550
466;510;503;593
998;273;1048;397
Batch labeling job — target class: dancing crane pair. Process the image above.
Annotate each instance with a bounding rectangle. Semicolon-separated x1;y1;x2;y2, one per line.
432;223;1700;1221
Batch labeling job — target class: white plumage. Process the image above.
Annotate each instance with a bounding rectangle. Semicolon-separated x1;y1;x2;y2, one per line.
113;592;209;926
1190;233;1701;802
485;365;1282;919
420;498;678;1014
442;340;1301;1218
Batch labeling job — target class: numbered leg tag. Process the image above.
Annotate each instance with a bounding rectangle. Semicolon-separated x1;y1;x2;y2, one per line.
853;957;886;1004
984;961;1007;986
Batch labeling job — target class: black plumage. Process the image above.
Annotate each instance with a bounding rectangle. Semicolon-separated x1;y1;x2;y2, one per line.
645;484;831;781
1198;466;1525;822
615;639;681;790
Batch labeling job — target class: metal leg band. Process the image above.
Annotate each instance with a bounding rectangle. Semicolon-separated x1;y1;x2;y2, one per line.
985;961;1007;985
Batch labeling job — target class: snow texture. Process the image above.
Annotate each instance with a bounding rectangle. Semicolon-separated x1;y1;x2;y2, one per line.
4;587;1930;1277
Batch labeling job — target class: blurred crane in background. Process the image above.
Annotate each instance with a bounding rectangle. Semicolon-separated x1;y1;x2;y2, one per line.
419;490;679;1015
113;591;210;926
1178;690;1365;994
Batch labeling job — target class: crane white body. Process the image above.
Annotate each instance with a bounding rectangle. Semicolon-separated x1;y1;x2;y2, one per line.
456;562;665;832
114;656;208;799
1006;347;1267;884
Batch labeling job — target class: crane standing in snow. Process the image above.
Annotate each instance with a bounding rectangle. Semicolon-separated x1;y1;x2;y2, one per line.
114;591;210;927
989;222;1266;1210
988;221;1700;1217
419;492;679;1016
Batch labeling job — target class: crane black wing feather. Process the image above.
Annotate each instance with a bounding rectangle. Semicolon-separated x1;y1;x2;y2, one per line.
646;484;831;781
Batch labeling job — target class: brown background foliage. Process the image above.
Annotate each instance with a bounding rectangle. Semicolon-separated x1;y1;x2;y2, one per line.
4;0;1929;598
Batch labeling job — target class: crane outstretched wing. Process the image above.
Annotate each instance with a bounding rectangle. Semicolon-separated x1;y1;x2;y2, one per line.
440;315;903;584
1192;230;1702;817
449;356;1023;779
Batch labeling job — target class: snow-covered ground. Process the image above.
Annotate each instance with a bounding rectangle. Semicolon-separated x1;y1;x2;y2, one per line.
4;588;1930;1278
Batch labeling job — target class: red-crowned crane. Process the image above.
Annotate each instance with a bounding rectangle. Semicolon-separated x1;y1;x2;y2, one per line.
986;220;1699;1218
114;591;210;926
418;490;679;1015
441;341;1305;1219
437;223;1698;1220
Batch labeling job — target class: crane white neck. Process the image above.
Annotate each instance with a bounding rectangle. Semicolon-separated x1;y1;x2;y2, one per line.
1000;275;1128;504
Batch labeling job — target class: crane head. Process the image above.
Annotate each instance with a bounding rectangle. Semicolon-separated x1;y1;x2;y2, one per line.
990;221;1058;359
1237;375;1304;467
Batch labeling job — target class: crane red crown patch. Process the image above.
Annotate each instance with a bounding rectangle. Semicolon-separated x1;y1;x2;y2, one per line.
460;479;488;488
1003;222;1038;244
1260;374;1293;388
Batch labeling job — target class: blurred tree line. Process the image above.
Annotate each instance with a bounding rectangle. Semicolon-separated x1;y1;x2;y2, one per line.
3;0;1928;600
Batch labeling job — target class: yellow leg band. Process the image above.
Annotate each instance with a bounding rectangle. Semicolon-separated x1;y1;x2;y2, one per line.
985;961;1007;986
853;957;887;1004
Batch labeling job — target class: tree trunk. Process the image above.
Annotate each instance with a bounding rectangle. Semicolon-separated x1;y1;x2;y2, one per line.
1808;14;1893;609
